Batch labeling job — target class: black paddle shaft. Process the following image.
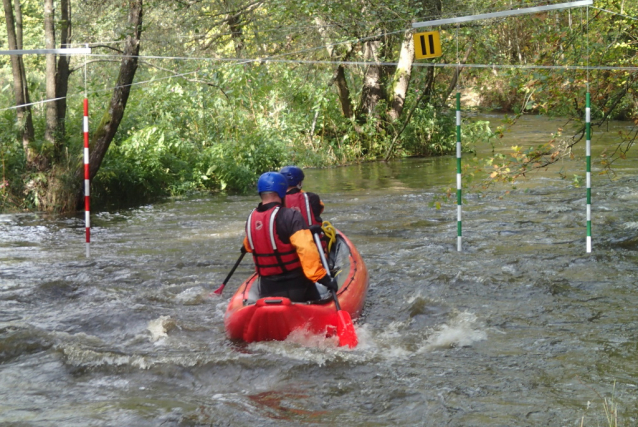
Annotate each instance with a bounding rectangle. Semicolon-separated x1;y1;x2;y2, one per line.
330;289;342;310
222;250;246;285
312;232;340;307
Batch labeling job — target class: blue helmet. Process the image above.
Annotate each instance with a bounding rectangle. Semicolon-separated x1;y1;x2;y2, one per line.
257;172;288;199
279;166;305;187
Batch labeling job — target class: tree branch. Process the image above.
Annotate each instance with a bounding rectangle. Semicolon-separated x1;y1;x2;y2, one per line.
91;44;124;54
138;61;229;99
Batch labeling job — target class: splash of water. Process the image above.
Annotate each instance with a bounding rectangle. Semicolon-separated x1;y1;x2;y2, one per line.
419;311;487;352
147;315;176;342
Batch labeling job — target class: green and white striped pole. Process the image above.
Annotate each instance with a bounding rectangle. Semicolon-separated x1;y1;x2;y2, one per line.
586;92;592;253
456;92;462;251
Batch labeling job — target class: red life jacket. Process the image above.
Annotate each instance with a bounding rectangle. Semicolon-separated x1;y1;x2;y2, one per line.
285;191;319;226
245;206;302;276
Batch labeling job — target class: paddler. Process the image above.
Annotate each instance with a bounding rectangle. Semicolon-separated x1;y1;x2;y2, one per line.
279;165;324;227
242;172;338;302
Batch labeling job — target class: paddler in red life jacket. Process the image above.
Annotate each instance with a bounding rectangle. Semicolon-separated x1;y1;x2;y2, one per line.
242;172;338;302
279;166;324;227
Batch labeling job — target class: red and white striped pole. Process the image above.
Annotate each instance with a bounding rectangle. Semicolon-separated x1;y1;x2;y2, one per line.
83;44;91;258
83;97;90;257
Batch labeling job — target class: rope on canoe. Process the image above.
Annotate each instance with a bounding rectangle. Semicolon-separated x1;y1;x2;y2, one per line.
321;220;337;253
320;221;344;278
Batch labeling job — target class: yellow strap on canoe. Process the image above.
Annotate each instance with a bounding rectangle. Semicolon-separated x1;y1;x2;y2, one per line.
321;220;337;253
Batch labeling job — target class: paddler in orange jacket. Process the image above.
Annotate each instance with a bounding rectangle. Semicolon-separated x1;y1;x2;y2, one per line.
242;172;337;302
279;166;324;227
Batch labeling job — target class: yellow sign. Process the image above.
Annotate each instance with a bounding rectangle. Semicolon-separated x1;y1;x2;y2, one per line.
413;31;442;59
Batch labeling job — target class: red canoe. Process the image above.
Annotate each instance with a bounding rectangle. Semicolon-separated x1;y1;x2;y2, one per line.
224;230;369;343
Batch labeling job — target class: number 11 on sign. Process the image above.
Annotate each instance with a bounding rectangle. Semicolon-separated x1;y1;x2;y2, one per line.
413;31;442;59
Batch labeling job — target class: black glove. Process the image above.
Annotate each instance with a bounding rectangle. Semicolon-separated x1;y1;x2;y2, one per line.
240;245;247;254
319;275;338;292
309;224;323;234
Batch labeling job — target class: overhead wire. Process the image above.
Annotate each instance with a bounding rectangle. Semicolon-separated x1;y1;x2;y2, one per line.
3;56;637;114
0;70;200;113
591;6;638;20
417;0;581;23
4;57;636;114
86;25;412;66
175;1;609;63
69;2;594;61
2;3;634;113
1;25;412;113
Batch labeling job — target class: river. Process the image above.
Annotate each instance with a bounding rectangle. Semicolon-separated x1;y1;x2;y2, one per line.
1;115;637;426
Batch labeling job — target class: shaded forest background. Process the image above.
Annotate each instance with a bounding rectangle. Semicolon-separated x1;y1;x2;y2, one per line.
1;0;637;212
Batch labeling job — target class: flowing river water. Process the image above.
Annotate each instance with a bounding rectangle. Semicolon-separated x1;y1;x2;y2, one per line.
1;115;637;426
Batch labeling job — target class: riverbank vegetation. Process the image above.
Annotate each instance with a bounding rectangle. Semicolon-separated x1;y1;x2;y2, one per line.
1;0;637;212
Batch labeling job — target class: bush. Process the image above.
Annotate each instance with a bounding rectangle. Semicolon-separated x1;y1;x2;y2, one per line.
399;104;457;157
91;122;293;208
0;110;27;211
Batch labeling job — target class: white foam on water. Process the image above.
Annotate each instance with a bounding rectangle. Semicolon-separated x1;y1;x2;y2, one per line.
175;286;206;304
212;299;230;319
371;321;414;360
418;311;487;352
249;338;335;366
347;324;378;352
618;189;638;200
60;345;150;369
623;222;638;230
147;315;175;342
87;377;130;389
544;205;572;213
246;322;379;366
206;225;245;239
285;326;339;350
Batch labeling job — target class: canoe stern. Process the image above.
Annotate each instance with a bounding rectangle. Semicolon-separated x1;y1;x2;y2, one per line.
225;297;338;343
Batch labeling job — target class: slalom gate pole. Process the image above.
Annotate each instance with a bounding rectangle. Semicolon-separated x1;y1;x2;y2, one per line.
83;44;91;258
584;6;592;253
84;98;90;257
456;92;462;252
585;92;591;253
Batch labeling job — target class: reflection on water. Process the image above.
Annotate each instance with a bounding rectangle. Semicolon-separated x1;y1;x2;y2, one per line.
1;115;637;426
307;157;455;193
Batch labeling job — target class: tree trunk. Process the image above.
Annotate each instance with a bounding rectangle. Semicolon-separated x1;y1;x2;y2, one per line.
334;65;354;119
76;0;143;208
356;39;384;124
315;17;354;119
55;0;72;140
2;0;35;164
314;16;334;57
442;41;474;105
13;0;21;47
387;29;414;121
44;0;58;150
227;12;244;57
12;0;30;120
421;66;436;105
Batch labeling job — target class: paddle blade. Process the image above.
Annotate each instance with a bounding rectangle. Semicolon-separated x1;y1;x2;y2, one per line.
336;310;358;348
212;284;225;296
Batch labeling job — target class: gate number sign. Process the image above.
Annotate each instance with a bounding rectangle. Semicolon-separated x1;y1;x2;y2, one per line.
413;31;442;59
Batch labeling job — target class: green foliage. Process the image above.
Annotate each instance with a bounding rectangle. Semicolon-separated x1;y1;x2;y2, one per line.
87;57;468;207
455;0;638;190
91;77;296;206
0;112;26;211
3;0;638;211
466;0;638;121
399;104;456;156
